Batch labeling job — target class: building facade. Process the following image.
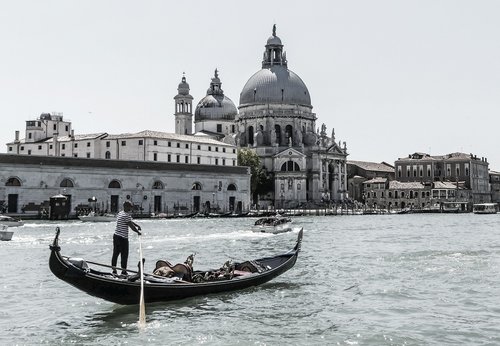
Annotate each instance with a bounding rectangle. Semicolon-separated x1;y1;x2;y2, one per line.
0;154;250;216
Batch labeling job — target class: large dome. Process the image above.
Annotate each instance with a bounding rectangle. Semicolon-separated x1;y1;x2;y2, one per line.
239;65;311;107
239;26;312;108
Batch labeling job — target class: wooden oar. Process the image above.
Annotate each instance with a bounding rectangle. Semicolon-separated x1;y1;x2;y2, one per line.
138;234;146;329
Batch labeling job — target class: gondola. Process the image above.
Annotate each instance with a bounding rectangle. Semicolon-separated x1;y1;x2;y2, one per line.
49;227;303;305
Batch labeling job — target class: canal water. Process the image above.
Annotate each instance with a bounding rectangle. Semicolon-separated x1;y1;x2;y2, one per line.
1;214;499;345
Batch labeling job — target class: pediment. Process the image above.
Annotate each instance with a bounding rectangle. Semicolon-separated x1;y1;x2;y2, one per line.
273;148;306;159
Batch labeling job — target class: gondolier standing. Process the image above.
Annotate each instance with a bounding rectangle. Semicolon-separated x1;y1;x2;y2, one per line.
111;201;141;275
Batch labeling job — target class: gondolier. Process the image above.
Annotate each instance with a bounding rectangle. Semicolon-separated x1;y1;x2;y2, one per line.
112;201;141;275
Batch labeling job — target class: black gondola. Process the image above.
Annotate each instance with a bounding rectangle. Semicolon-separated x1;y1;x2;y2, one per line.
49;227;303;305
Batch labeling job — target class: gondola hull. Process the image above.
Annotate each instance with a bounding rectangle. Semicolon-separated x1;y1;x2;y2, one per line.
49;228;302;305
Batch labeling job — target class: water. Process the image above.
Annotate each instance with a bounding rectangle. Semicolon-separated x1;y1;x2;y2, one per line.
1;214;500;345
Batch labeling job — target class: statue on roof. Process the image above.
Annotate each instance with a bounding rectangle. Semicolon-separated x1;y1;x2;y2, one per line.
272;24;276;36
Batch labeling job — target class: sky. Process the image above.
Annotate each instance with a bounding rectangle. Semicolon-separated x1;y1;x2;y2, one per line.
1;0;499;170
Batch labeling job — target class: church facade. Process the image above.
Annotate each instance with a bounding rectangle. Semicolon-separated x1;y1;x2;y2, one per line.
235;26;348;207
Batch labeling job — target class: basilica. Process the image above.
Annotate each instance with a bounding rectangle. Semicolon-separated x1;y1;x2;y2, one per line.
7;26;348;209
173;25;349;207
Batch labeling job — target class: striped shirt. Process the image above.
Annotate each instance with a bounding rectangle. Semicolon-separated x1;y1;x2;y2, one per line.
114;211;132;239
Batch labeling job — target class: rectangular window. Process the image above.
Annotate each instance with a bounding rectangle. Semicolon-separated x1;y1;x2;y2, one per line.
154;140;158;146
215;147;219;152
38;145;42;150
74;143;78;148
53;124;56;130
233;160;236;166
28;133;32;139
446;164;451;176
398;166;402;178
419;165;423;177
121;141;126;146
168;142;171;147
20;146;24;151
106;141;110;148
138;140;143;145
176;155;180;163
208;146;212;151
215;158;219;165
49;145;53;149
427;167;431;176
153;153;157;161
177;143;180;148
223;148;226;153
65;125;69;131
185;156;189;163
197;157;201;164
233;149;236;154
231;125;235;133
185;144;189;149
8;147;12;151
167;154;171;162
28;150;32;155
222;159;226;165
197;145;201;150
87;142;91;147
456;166;460;176
216;124;222;133
62;144;65;150
86;153;90;158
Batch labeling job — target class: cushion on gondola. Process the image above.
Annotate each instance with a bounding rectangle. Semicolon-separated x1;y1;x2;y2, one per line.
68;257;89;270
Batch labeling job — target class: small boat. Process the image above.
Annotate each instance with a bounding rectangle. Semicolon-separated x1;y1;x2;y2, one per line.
49;227;303;305
0;215;24;227
0;225;14;241
473;203;498;214
78;211;116;222
252;217;293;234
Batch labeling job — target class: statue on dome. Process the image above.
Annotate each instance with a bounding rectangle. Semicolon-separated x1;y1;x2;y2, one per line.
272;24;276;36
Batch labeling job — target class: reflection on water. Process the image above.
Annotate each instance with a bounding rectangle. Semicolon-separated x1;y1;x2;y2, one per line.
1;214;500;344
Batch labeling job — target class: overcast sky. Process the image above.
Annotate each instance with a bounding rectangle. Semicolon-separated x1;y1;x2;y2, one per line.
1;0;499;170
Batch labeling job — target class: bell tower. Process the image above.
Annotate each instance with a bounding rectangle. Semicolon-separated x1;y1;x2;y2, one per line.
174;73;194;135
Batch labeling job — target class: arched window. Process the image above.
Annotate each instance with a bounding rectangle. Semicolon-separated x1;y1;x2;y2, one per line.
227;184;237;191
280;160;300;172
192;182;202;190
285;125;293;144
274;124;281;144
152;181;164;189
105;151;111;159
248;126;254;146
5;177;21;186
60;178;74;187
108;180;121;188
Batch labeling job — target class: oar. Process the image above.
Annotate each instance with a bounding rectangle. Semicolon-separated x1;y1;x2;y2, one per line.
138;234;146;329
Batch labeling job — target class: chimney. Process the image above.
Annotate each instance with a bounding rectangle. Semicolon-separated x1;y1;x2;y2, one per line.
53;133;59;156
14;131;19;143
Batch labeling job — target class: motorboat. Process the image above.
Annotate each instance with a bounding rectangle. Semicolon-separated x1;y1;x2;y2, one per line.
0;215;24;227
49;227;302;305
473;203;498;214
78;211;116;222
252;217;293;234
0;225;14;241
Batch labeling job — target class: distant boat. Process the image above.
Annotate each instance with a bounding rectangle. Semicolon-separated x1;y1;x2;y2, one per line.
252;217;293;234
0;215;24;227
78;211;116;223
473;203;498;214
0;225;14;241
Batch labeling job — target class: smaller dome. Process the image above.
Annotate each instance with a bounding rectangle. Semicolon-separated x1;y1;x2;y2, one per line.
267;35;282;46
195;69;237;122
177;75;190;95
195;95;237;121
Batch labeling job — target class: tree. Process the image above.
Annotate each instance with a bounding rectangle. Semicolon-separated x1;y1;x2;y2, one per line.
237;148;273;205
